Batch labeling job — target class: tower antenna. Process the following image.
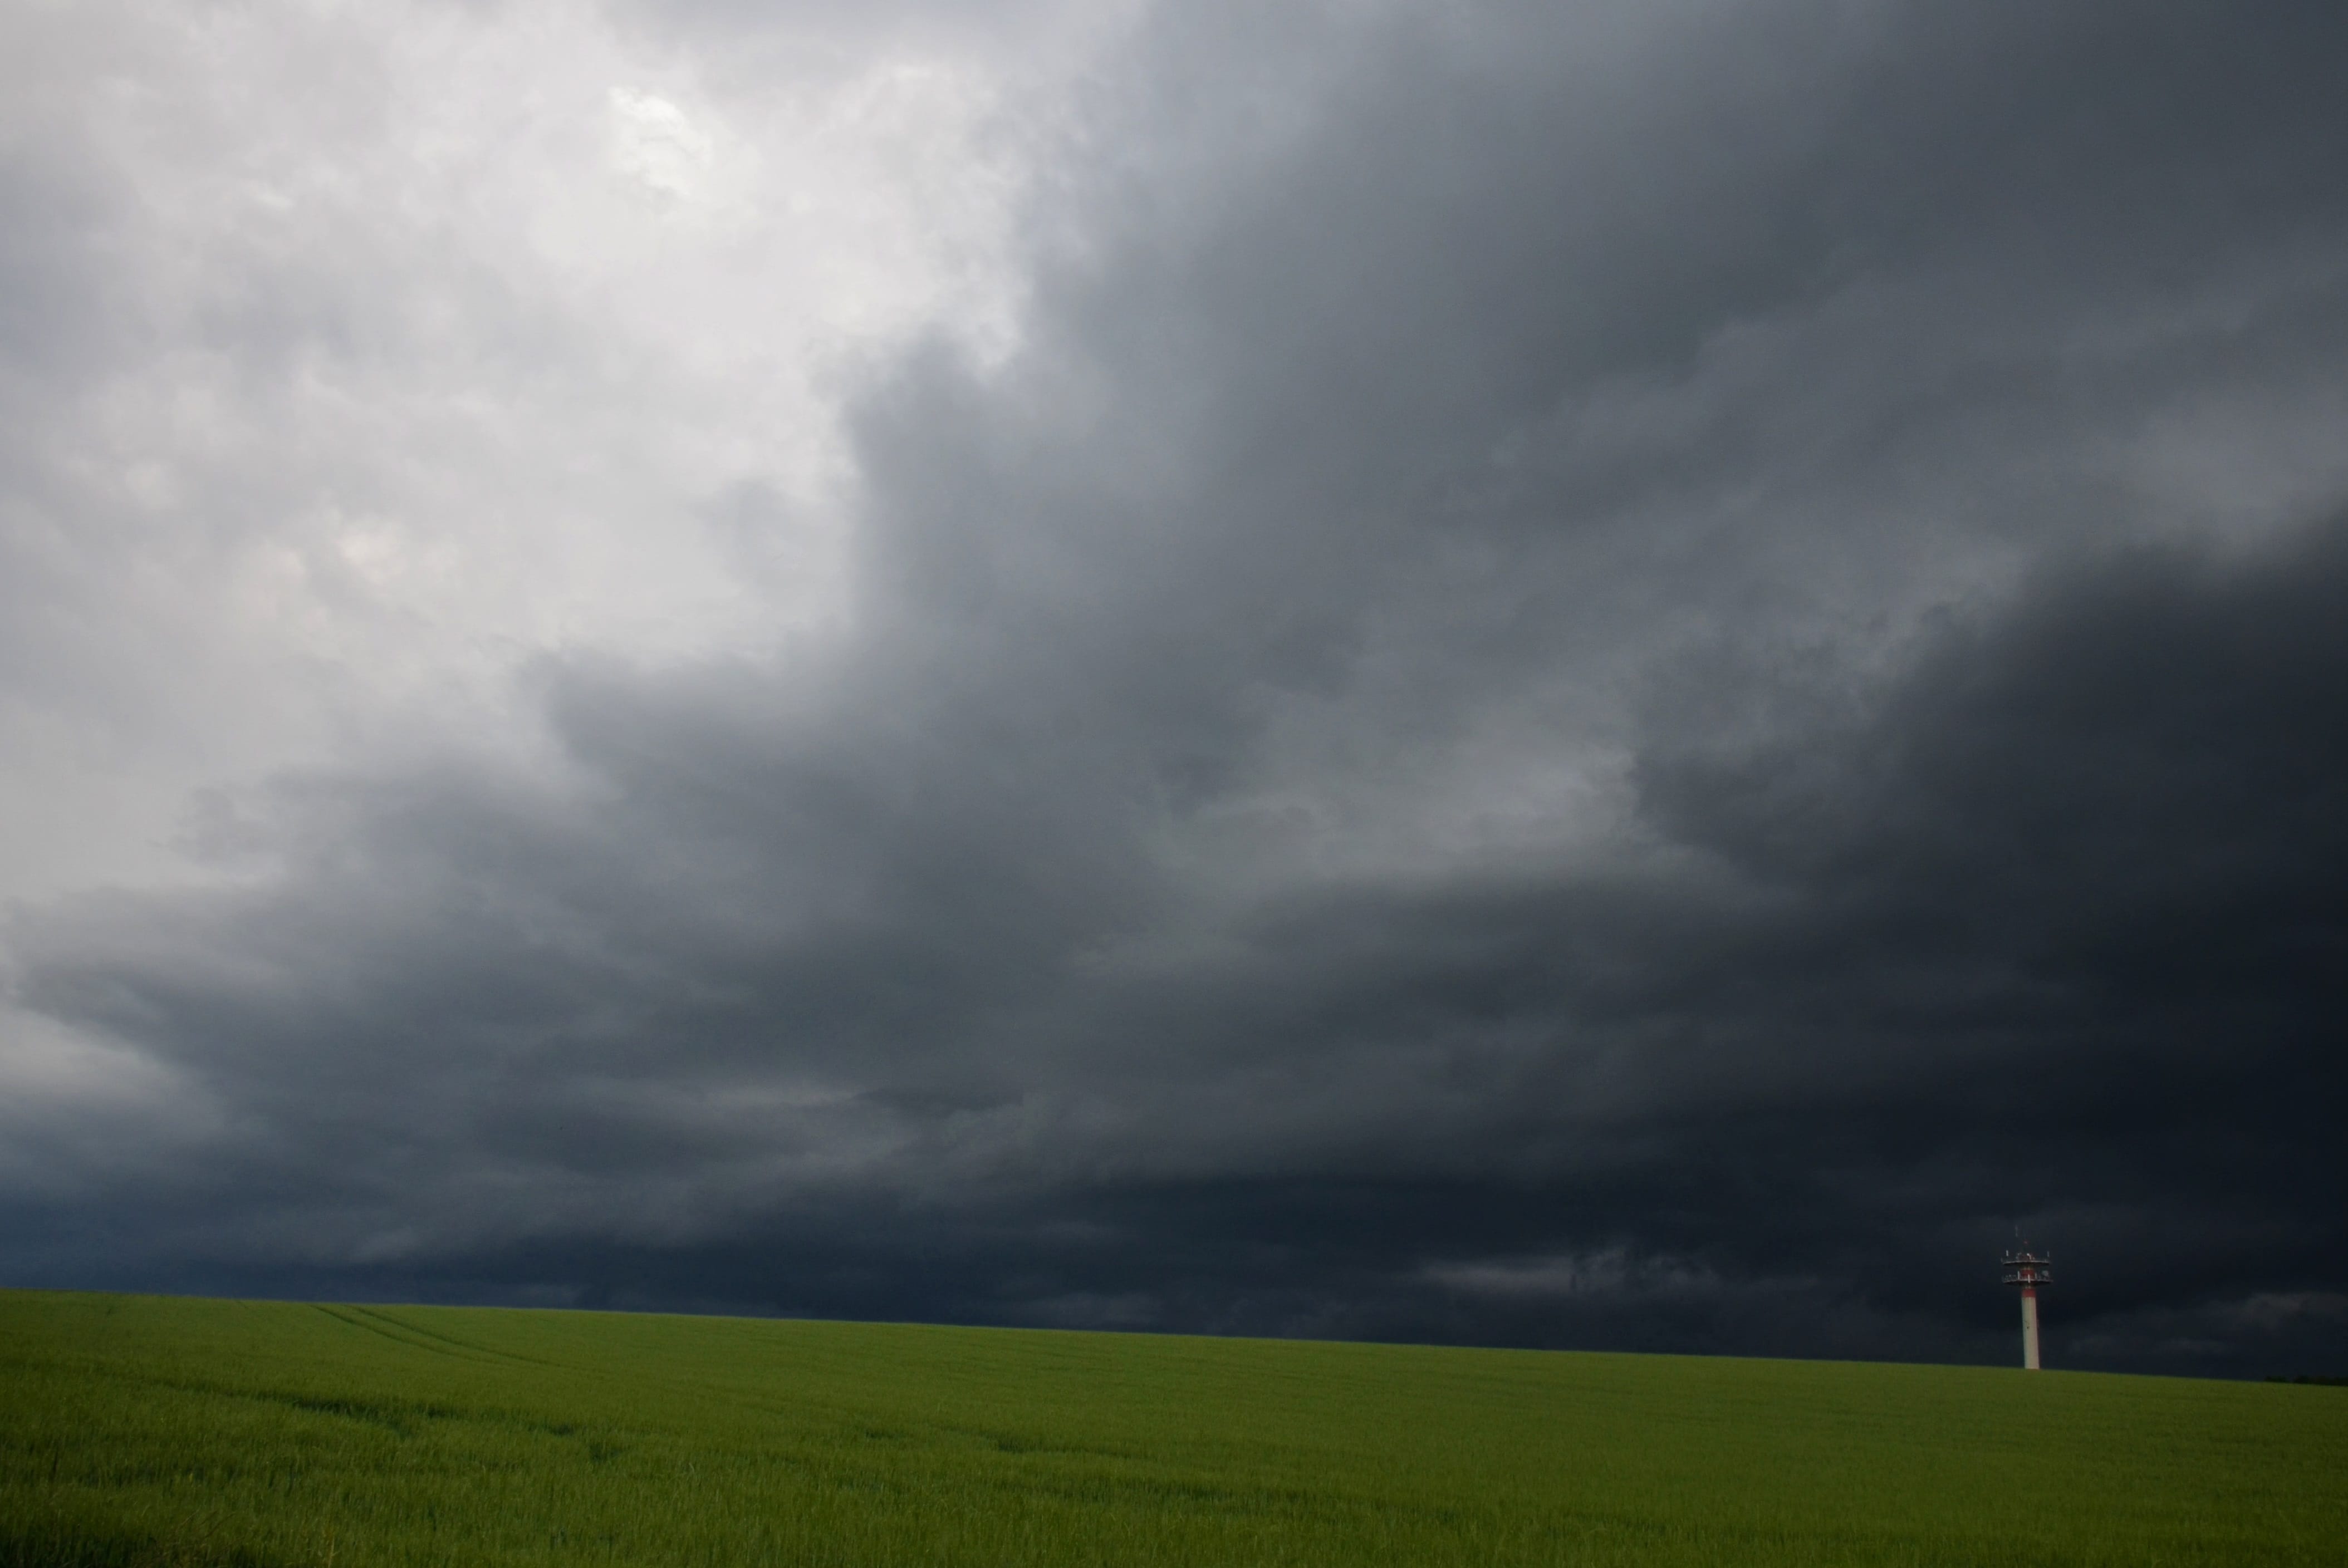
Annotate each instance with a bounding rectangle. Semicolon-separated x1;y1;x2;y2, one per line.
2001;1236;2052;1370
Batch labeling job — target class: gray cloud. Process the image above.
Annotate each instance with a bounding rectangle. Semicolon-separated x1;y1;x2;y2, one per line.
3;0;2345;1377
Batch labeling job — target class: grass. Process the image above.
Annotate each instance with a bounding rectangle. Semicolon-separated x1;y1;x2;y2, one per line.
1;1289;2342;1566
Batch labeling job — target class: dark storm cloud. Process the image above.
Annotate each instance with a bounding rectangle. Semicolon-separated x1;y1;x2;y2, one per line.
7;0;2347;1375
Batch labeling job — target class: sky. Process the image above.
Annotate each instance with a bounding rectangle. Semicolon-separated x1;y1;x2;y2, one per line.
2;0;2343;1379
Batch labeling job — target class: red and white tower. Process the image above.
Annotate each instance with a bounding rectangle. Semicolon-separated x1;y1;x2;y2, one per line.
2002;1245;2051;1370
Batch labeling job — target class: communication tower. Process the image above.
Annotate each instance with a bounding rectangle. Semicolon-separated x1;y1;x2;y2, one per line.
2001;1243;2051;1370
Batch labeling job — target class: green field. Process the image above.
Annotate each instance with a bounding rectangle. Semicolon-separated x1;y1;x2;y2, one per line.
2;1290;2341;1566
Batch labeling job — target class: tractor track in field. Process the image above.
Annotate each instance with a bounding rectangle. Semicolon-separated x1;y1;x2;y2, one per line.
331;1304;567;1370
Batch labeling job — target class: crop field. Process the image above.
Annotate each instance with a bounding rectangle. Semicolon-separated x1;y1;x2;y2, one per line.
1;1289;2342;1567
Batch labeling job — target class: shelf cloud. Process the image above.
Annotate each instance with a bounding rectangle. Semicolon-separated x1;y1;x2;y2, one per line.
2;0;2343;1377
